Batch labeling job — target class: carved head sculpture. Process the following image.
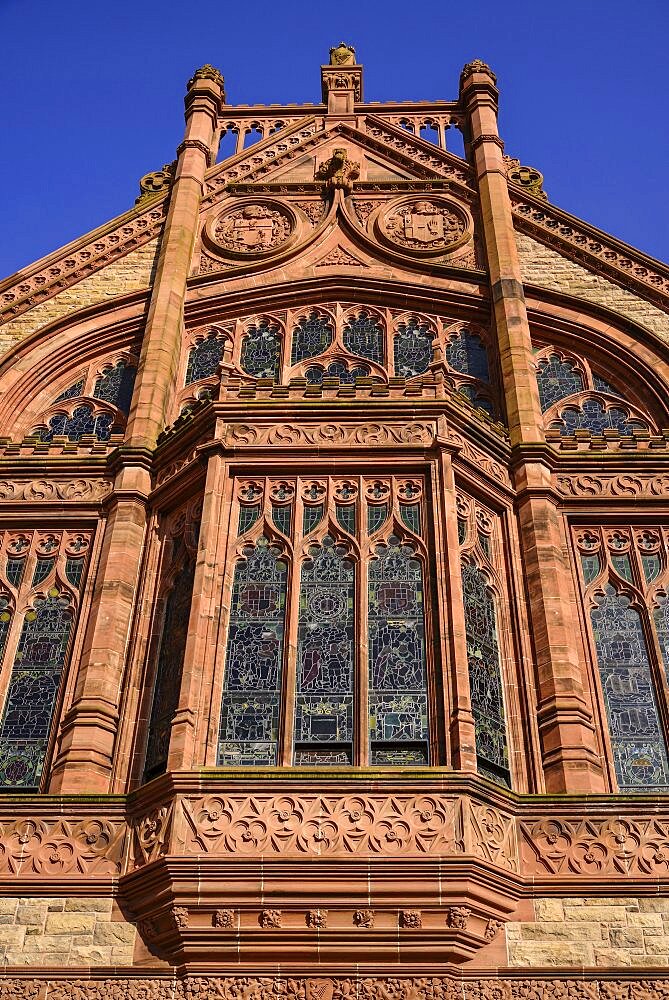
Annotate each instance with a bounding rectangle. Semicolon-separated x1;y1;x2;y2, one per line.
330;42;356;66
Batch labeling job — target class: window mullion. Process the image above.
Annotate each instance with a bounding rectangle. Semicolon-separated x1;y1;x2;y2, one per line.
278;477;302;766
356;474;368;767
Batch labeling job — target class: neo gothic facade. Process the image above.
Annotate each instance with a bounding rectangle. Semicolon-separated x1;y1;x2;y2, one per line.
0;43;668;1000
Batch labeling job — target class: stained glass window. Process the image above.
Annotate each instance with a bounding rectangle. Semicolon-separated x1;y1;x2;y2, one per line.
54;379;85;402
144;558;196;781
591;586;669;792
553;400;645;436
399;503;421;535
0;598;11;664
6;559;25;588
305;362;371;384
303;505;324;536
240;321;281;379
185;335;223;385
0;595;73;789
535;354;584;412
460;560;510;786
238;504;261;535
93;361;136;414
655;597;669;676
394;320;433;377
38;406;115;443
291;313;333;364
343;312;384;363
271;504;292;537
368;538;429;764
458;384;495;417
218;539;287;766
593;373;623;397
32;558;54;586
65;558;84;589
336;504;356;535
295;537;355;765
368;504;388;535
445;329;489;382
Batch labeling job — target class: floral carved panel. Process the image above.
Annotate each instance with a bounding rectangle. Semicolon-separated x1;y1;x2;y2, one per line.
520;816;669;876
0;815;125;876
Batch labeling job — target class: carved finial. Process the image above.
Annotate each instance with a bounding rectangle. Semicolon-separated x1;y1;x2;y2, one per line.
135;162;175;204
504;157;548;201
188;64;226;98
459;59;497;87
330;42;356;65
315;148;360;194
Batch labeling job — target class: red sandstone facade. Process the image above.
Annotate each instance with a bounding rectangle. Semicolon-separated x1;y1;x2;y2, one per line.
0;44;667;999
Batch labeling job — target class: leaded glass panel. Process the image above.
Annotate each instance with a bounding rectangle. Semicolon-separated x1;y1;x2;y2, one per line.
612;554;633;582
303;504;324;536
240;321;281;379
218;539;287;766
655;597;669;676
238;504;261;535
343;312;384;363
305;362;371;384
54;379;85;402
32;559;54;587
460;560;510;786
39;406;115;443
295;537;354;763
185;336;223;385
93;362;136;414
65;558;84;589
291;313;333;364
643;555;661;583
393;321;433;377
271;504;292;537
458;384;495;417
593;373;623;397
0;597;73;789
0;599;11;665
399;503;421;535
6;559;25;588
144;559;195;780
368;538;429;763
367;504;388;535
445;330;489;381
536;354;584;411
553;400;645;436
335;503;356;535
591;586;669;791
581;553;601;585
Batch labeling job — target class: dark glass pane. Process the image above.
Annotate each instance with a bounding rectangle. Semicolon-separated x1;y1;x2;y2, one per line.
478;532;491;558
65;558;84;589
611;554;633;582
335;503;356;535
39;405;115;443
291;312;333;364
32;558;54;587
457;518;467;545
393;321;433;377
144;559;195;781
238;504;261;535
642;554;661;583
536;354;584;412
295;747;352;765
303;504;324;536
271;504;292;537
399;503;421;536
342;312;384;363
367;503;388;535
93;362;136;414
240;321;281;379
54;379;85;402
371;745;428;765
0;597;73;789
580;553;601;585
295;537;354;762
593;373;624;397
553;400;645;437
185;336;223;385
591;585;669;791
218;539;286;766
5;558;25;588
305;362;371;384
461;560;510;786
655;597;669;676
368;538;429;761
0;598;11;664
445;329;489;382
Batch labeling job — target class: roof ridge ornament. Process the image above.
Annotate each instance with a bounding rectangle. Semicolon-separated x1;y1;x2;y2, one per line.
329;42;356;66
187;64;226;99
459;59;497;87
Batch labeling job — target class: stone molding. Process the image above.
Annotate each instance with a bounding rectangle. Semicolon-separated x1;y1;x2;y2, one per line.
555;473;669;498
0;813;126;878
0;478;113;502
223;420;437;448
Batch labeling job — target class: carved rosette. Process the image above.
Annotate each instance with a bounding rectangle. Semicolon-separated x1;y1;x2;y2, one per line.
204;198;296;261
376;196;471;258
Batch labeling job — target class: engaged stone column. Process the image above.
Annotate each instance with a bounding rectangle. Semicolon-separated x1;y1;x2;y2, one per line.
459;61;605;792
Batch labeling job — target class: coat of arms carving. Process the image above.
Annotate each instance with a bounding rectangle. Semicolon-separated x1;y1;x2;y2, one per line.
212;202;292;255
382;198;468;253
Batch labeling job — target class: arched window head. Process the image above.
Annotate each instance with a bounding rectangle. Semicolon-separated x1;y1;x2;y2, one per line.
551;399;647;437
38;405;116;443
445;329;490;382
536;353;584;411
394;319;434;377
305;361;371;385
342;311;384;364
240;320;281;379
185;333;224;385
291;312;334;365
93;360;136;415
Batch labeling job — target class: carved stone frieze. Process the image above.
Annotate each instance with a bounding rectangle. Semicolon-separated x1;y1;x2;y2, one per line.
445;429;510;487
555;473;669;498
224;421;437;448
0;815;125;876
12;980;669;1000
0;478;113;502
521;815;669;875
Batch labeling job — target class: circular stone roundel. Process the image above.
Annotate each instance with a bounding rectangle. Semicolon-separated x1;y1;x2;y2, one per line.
378;197;470;256
205;199;296;260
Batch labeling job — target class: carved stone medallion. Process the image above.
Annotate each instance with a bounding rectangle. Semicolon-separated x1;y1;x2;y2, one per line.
206;199;295;260
379;197;469;256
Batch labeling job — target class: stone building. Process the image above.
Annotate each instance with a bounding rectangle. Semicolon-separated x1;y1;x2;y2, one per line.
0;42;668;1000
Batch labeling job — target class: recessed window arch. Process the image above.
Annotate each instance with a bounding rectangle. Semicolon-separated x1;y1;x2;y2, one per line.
393;316;435;377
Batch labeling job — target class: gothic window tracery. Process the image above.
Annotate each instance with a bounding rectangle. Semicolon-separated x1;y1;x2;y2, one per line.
342;310;384;363
575;527;669;792
0;530;91;789
534;345;655;437
185;331;225;384
394;318;434;377
457;495;511;786
240;320;281;379
291;311;334;364
217;476;431;766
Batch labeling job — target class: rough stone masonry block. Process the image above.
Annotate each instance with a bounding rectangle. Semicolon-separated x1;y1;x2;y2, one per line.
44;911;96;936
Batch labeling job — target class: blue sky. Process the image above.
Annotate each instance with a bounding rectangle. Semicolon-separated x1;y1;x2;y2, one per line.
0;0;667;279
